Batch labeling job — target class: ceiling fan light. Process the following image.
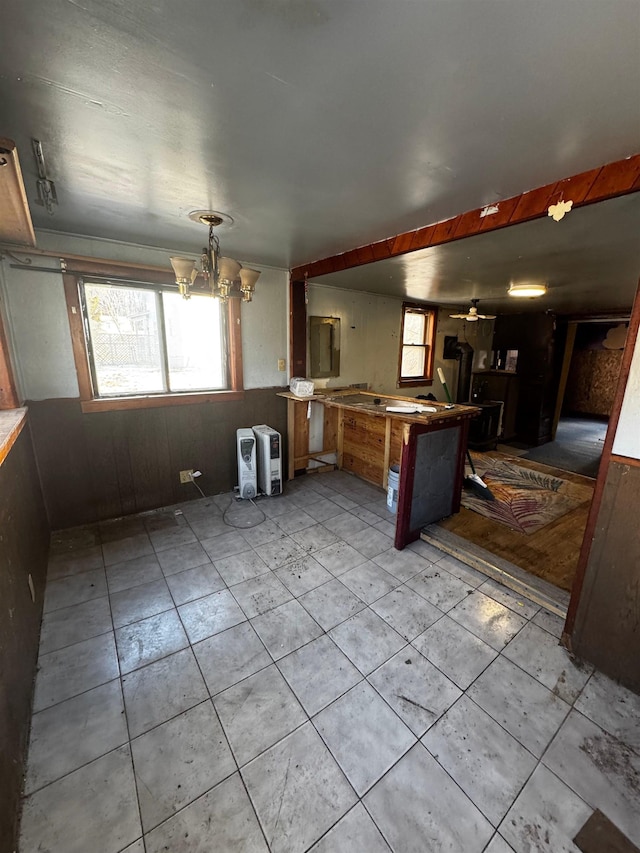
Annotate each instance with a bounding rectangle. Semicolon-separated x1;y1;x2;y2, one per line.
508;283;547;298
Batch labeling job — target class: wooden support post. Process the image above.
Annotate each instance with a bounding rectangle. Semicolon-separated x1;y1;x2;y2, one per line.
552;322;577;440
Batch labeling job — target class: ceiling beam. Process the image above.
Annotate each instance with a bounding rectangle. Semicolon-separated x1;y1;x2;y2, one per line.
291;154;640;282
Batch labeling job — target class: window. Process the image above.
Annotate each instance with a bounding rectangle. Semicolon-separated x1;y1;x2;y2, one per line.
64;260;243;412
398;302;437;386
82;282;227;396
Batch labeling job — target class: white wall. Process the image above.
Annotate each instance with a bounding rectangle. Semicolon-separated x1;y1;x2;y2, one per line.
612;321;640;460
1;231;289;400
1;256;78;400
306;284;494;400
239;267;288;389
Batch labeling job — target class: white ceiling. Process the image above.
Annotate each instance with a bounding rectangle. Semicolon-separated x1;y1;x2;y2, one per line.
1;1;639;308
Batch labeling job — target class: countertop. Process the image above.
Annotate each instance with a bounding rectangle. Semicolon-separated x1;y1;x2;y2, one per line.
278;390;479;425
0;407;28;466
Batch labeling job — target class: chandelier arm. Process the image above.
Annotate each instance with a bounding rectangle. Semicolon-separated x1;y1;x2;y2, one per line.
209;225;220;293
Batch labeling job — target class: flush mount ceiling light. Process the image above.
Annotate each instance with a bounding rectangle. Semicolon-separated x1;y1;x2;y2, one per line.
508;283;547;298
0;137;36;246
169;210;260;302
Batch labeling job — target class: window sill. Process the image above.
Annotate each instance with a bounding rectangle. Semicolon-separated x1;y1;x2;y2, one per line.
397;379;434;388
0;407;28;466
80;390;244;413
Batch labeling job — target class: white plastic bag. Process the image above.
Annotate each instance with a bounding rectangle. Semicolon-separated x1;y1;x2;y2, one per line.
289;377;315;397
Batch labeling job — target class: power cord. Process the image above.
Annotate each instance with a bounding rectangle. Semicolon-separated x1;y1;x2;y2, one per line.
188;471;208;500
187;471;266;529
222;495;266;530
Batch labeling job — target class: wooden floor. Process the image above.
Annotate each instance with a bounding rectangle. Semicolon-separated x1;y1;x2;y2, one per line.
437;455;595;592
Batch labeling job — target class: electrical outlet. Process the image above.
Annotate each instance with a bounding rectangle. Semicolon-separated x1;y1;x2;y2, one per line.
277;359;286;371
179;469;194;484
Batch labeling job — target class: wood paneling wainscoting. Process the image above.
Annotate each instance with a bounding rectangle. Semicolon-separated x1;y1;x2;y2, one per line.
570;458;640;692
0;423;49;853
28;389;287;530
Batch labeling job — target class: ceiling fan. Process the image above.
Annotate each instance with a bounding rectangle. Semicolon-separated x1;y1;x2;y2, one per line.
449;298;496;322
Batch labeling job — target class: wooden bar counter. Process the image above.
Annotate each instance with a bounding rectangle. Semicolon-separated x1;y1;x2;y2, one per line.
278;390;479;549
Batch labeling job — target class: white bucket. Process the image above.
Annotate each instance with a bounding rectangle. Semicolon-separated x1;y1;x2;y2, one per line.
387;464;400;513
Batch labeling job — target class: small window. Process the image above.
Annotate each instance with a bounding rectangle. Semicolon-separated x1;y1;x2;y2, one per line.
398;302;437;386
81;282;227;397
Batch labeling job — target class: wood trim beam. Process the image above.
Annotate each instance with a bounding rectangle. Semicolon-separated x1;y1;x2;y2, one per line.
291;154;640;281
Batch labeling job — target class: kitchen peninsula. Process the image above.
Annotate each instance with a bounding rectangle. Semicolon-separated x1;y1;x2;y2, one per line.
278;390;479;549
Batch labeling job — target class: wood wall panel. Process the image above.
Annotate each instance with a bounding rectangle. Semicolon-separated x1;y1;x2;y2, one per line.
341;412;387;485
571;460;640;692
388;421;405;470
28;389;287;528
0;425;49;853
323;406;338;454
293;401;310;467
85;411;127;520
28;398;95;525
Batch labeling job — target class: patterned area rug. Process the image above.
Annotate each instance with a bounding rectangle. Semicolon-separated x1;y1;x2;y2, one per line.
461;453;593;534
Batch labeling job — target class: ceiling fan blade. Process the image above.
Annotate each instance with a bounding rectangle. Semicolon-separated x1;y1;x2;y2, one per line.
451;300;497;321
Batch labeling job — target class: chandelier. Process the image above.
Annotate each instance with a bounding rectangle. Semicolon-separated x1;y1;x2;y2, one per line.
169;212;260;302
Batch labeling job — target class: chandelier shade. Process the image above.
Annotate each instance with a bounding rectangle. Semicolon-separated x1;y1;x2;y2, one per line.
218;257;242;283
239;267;260;302
169;256;198;298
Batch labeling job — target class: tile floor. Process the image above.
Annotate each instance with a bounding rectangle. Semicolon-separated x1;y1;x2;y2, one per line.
19;471;640;853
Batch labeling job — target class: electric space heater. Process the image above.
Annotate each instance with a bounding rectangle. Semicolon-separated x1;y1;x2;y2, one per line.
236;428;257;499
252;424;283;496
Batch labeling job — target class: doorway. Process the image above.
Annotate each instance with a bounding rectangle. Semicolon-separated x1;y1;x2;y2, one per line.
521;415;606;478
431;318;629;600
